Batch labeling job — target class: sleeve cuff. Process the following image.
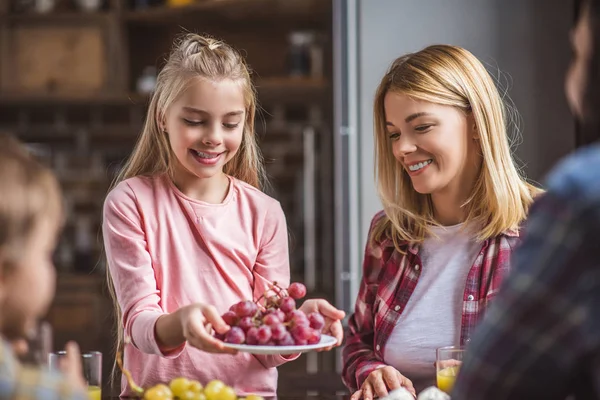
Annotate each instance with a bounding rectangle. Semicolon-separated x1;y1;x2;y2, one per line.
129;311;186;359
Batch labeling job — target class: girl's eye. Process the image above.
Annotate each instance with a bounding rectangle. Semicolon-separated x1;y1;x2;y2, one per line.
415;125;433;132
388;132;400;140
224;123;240;129
183;119;204;126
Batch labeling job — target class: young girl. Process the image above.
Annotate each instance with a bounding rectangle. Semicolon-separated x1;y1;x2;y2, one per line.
342;45;542;399
102;34;344;397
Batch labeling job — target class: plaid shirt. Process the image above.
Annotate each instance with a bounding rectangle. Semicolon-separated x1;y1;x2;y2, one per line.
452;144;600;400
342;211;520;391
0;339;86;400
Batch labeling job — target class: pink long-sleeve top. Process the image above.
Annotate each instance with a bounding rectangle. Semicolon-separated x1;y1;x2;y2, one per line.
102;174;296;397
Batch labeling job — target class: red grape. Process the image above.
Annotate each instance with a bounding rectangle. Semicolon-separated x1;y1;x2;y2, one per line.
294;338;308;346
278;332;295;346
288;283;307;300
308;312;325;331
280;297;296;313
290;310;310;327
270;323;287;341
215;332;226;341
222;311;238;326
291;325;312;342
225;327;245;344
307;329;321;345
238;316;254;332
273;309;286;322
233;301;258;318
257;326;272;345
246;327;259;345
263;314;281;327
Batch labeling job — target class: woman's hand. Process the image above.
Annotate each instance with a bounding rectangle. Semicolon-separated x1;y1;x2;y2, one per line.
298;299;345;350
350;366;416;400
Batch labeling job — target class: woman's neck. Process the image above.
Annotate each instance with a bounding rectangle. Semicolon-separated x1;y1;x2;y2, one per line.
430;168;480;226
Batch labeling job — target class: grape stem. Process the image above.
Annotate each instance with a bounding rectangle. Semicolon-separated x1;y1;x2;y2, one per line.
117;339;145;395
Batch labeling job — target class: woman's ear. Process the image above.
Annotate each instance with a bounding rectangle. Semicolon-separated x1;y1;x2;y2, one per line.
467;112;479;140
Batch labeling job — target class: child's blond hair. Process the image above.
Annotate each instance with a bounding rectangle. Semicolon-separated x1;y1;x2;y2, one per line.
0;134;63;269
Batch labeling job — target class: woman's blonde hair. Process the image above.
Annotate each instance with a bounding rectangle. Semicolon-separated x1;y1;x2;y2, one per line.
105;33;266;382
372;45;541;249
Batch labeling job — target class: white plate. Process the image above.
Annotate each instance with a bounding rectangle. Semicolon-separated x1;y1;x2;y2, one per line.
221;334;337;355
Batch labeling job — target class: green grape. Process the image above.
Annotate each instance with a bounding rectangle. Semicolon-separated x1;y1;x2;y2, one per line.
189;380;203;393
204;380;226;400
192;393;207;400
217;386;237;400
179;390;197;400
144;384;174;400
169;377;191;398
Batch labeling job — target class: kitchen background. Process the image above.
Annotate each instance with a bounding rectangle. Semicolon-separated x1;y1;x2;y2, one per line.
0;0;577;396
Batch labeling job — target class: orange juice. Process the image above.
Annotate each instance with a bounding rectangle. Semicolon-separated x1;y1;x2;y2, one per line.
87;385;101;400
436;365;460;393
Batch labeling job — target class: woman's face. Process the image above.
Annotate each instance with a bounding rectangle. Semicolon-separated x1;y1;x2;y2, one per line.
566;3;593;120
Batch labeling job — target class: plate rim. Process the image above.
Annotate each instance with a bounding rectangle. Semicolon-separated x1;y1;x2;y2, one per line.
220;333;337;354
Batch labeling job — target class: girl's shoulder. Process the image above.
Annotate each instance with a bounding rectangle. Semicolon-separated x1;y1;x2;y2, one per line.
104;175;166;210
231;177;282;211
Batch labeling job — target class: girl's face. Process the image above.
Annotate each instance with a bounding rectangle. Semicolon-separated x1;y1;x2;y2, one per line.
0;216;57;340
384;93;481;199
164;78;246;183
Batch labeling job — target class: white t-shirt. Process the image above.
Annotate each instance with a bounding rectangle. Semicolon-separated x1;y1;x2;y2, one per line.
383;223;482;392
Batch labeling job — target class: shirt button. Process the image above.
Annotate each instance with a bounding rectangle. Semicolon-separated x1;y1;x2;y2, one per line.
376;344;381;351
467;295;475;301
465;338;471;343
394;305;400;311
414;264;420;271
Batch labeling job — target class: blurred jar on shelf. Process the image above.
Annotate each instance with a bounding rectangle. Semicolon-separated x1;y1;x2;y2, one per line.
287;31;324;79
167;0;193;7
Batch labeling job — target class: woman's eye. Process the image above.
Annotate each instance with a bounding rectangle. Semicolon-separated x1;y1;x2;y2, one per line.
388;132;400;140
415;125;432;132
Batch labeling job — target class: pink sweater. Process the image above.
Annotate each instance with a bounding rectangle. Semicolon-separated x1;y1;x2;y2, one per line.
102;174;296;397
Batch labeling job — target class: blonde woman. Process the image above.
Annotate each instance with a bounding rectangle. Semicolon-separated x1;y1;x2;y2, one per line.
102;33;344;397
342;45;541;399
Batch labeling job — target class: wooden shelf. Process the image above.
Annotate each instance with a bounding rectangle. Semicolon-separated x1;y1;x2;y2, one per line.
0;77;328;106
4;11;111;24
124;0;328;25
256;76;330;104
0;92;148;106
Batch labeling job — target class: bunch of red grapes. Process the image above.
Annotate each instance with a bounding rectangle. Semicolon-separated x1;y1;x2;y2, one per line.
216;282;325;346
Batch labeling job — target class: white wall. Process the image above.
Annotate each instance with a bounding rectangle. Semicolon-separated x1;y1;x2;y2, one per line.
355;0;575;254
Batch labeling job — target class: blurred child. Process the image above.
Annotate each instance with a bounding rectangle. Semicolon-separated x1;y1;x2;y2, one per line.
0;134;86;399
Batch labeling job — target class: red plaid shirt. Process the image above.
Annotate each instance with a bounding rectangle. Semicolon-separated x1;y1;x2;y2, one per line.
342;211;520;391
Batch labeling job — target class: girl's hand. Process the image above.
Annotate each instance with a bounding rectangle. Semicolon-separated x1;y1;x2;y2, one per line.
350;366;416;400
178;304;238;355
298;299;345;350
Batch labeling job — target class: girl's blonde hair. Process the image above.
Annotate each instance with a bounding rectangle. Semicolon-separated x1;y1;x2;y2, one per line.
372;45;541;249
106;33;266;382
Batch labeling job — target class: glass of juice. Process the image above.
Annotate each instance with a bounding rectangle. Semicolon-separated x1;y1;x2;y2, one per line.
436;346;464;394
49;350;102;400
